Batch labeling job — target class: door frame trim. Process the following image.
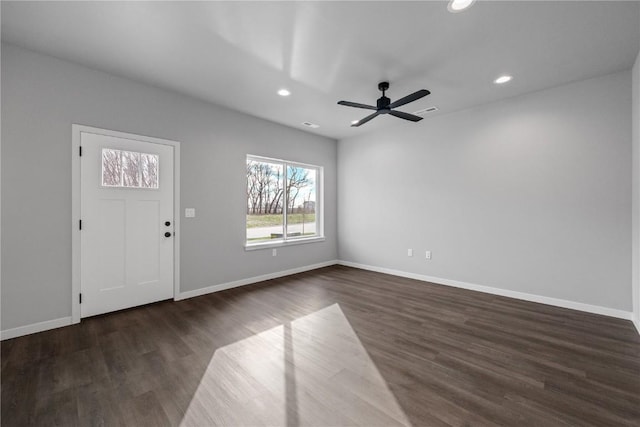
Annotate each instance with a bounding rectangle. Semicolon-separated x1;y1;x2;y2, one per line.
71;124;181;324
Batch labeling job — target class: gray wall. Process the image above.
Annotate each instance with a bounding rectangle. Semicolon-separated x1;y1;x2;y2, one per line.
338;71;632;311
1;43;338;330
1;41;635;332
633;48;640;327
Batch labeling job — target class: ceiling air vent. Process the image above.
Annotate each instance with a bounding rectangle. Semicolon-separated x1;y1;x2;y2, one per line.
412;106;439;115
302;122;320;129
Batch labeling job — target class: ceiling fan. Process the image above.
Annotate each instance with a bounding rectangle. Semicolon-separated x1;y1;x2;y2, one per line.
338;82;430;127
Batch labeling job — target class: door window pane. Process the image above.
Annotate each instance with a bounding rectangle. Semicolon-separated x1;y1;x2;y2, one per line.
122;150;141;188
102;149;122;187
141;153;159;189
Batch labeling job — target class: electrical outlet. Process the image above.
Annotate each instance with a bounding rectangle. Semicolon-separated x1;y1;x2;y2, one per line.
185;208;196;218
272;249;277;257
426;250;432;260
407;249;413;257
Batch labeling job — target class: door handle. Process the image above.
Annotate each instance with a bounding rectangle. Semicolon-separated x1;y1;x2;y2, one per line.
165;221;171;227
164;232;172;238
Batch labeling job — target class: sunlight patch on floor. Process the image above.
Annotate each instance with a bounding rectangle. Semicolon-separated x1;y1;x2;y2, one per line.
179;303;411;427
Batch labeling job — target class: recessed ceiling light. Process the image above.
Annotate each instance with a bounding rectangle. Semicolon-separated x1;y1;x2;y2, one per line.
277;89;291;97
302;121;319;129
448;0;476;13
494;75;513;84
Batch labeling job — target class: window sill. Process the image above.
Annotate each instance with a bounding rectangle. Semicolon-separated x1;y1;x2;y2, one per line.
245;236;325;251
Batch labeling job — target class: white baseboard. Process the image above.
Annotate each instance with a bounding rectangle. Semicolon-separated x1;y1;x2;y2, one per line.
4;260;633;340
1;316;72;341
2;261;339;340
176;260;339;301
338;260;633;321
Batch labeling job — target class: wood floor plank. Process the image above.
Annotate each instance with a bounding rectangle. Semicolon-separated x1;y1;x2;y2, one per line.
2;265;639;426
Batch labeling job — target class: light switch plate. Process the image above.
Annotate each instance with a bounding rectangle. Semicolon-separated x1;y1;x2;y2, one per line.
185;208;196;218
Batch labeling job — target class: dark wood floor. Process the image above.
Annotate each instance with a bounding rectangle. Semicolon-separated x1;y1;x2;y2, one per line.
2;265;640;426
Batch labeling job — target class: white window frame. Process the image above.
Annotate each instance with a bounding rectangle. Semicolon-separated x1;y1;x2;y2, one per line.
245;155;324;250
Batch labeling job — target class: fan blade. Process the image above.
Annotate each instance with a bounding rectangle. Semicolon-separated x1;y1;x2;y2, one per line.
389;110;423;122
338;100;378;110
388;89;430;109
351;112;380;127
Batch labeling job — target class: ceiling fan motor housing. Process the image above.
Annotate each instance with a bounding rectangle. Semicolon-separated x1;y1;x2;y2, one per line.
377;96;391;111
377;82;391;111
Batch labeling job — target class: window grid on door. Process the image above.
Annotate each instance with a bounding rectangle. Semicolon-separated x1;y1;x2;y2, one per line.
101;148;159;189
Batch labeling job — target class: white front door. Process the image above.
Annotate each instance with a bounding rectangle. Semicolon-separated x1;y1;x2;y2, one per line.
80;131;174;317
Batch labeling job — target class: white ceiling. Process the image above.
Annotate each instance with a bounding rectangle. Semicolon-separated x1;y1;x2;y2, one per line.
2;1;639;140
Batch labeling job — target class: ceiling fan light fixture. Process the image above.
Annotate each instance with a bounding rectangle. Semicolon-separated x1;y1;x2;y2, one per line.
448;0;476;13
494;75;513;84
277;88;291;97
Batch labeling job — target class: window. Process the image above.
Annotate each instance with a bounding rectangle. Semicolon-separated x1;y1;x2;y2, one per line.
246;155;322;246
102;149;159;189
